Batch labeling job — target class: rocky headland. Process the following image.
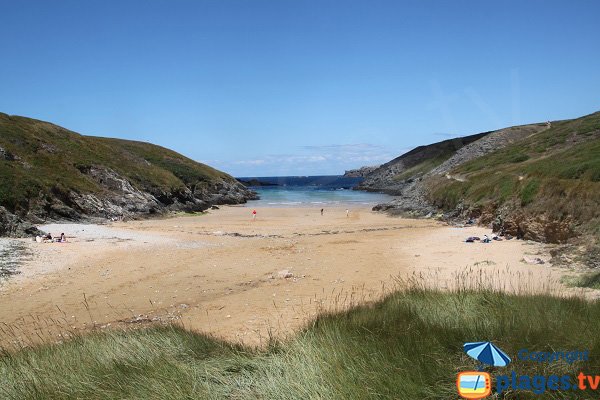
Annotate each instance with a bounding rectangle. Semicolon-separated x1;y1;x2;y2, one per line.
0;113;257;237
354;112;600;246
343;165;380;178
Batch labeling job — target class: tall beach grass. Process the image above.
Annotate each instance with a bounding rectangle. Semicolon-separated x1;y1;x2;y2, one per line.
1;271;599;399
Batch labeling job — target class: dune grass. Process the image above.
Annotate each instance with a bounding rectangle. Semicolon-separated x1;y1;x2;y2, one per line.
1;284;600;399
562;271;600;290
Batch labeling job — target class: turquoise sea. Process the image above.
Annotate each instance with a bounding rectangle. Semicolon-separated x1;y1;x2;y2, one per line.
239;175;393;207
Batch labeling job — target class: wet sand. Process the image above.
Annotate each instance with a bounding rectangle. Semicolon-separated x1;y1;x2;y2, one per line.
0;206;566;348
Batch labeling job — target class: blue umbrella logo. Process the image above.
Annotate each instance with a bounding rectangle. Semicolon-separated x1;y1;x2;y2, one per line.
464;341;511;369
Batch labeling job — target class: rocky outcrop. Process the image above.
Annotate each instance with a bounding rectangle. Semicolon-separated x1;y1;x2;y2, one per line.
343;165;379;178
0;146;17;161
0;207;44;237
372;181;437;217
488;206;573;243
19;166;257;224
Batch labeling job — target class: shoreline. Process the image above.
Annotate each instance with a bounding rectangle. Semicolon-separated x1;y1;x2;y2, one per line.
242;201;386;208
0;206;582;349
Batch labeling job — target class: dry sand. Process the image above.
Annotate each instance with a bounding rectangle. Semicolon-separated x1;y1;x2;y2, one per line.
0;206;568;348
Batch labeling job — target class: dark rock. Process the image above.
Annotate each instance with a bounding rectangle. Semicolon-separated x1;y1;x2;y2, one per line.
0;146;18;161
490;209;573;243
1;166;257;231
0;206;44;238
372;203;393;211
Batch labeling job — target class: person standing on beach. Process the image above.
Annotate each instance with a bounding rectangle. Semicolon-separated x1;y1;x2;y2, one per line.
320;208;324;216
252;209;257;221
345;209;349;218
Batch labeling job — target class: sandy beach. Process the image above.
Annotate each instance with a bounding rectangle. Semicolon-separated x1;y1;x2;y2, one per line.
0;206;567;348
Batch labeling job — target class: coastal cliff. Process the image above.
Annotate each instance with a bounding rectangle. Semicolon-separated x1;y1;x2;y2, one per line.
0;113;257;237
355;131;491;193
355;112;600;244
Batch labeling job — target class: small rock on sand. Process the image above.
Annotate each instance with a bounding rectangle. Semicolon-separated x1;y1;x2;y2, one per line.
523;256;545;265
278;269;293;279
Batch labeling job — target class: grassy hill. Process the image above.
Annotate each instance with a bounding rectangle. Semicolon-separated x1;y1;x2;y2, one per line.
427;112;600;243
356;131;490;193
357;111;599;244
1;286;599;399
0;113;254;234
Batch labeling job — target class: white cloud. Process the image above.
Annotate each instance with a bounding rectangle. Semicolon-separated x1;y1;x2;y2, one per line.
432;132;457;138
232;159;267;166
208;142;407;176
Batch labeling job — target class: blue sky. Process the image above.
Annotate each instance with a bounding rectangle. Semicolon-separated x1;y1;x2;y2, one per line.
1;1;599;176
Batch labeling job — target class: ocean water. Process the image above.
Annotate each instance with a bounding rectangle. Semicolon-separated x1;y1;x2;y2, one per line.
239;176;394;207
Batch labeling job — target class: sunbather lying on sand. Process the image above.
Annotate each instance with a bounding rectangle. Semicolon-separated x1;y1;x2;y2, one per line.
35;232;68;243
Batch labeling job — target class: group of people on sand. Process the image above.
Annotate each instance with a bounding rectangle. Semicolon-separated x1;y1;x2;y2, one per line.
465;233;513;243
320;208;350;216
251;208;351;220
35;232;67;243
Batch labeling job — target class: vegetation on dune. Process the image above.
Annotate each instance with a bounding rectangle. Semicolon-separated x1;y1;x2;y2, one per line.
427;112;600;240
2;286;600;399
562;271;600;290
0;113;235;215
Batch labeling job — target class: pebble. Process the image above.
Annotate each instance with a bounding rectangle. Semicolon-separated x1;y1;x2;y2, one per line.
278;269;293;279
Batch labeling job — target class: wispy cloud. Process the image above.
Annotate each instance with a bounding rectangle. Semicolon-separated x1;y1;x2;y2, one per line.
432;132;457;138
207;142;403;176
232;155;328;165
230;159;267;166
298;143;395;163
301;143;382;151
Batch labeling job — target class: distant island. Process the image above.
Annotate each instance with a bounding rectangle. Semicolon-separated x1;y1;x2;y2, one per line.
237;175;364;190
236;178;279;187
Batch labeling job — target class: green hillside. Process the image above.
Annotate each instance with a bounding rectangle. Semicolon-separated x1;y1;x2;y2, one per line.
426;112;600;242
357;131;490;193
0;113;253;228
